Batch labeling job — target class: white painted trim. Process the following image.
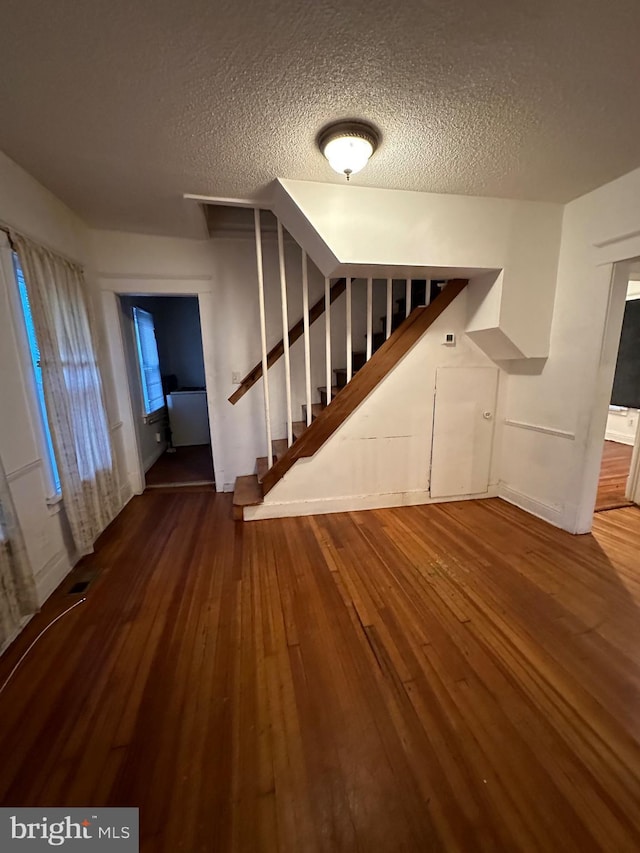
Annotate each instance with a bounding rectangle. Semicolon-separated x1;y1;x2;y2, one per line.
302;251;312;427
325;278;332;405
99;286;224;495
346;277;352;382
366;277;373;361
6;458;42;482
34;548;74;605
245;485;499;520
97;272;212;283
277;220;293;447
498;484;564;529
503;419;576;440
604;431;635;446
572;261;631;533
254;209;273;467
183;193;261;208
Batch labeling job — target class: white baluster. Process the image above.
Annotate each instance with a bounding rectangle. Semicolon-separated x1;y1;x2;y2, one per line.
302;251;312;428
386;278;392;339
366;277;373;361
254;209;273;467
405;278;411;318
325;278;332;406
346;277;352;382
277;220;293;447
425;279;432;306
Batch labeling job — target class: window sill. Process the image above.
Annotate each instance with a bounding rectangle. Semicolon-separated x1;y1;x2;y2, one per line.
46;492;63;516
143;408;165;426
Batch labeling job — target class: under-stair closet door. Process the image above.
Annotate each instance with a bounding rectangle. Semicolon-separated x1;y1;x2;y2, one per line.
430;366;498;499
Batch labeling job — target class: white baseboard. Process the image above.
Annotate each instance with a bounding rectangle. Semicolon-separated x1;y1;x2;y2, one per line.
604;431;635;446
498;483;565;529
244;486;498;521
35;548;74;605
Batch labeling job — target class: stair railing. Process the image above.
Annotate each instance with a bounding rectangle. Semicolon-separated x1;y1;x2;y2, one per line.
246;208;442;475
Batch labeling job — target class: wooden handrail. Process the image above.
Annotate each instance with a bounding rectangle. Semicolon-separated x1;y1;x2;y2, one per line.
261;279;469;495
229;278;347;404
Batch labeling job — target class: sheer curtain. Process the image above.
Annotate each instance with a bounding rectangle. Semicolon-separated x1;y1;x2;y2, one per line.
13;234;120;555
0;453;38;652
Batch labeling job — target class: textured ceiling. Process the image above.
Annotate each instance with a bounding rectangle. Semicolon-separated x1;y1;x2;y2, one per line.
1;0;640;237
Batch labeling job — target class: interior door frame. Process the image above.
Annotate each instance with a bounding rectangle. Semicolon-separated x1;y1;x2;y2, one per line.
578;259;640;530
99;276;223;496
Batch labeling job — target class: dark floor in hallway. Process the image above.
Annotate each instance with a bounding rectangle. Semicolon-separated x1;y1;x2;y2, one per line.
145;443;214;487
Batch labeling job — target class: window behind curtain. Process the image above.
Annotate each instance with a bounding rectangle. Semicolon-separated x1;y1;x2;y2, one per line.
132;307;164;417
13;252;62;495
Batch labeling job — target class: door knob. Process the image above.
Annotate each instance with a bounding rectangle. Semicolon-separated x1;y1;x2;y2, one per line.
483;411;492;420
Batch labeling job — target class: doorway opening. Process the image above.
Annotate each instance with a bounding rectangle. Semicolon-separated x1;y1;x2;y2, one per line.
119;294;214;489
595;277;640;513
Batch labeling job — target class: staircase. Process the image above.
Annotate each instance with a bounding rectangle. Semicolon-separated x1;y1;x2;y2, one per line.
232;278;467;519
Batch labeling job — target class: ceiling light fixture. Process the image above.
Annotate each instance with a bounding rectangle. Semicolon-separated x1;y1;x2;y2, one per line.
318;121;380;181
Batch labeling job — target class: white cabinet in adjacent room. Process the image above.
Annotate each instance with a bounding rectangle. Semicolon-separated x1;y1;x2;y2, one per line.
167;390;210;446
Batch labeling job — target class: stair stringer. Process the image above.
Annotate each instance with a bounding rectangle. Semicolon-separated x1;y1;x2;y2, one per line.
244;290;502;520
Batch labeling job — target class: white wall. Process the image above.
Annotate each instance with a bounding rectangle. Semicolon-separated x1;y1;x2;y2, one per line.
500;165;640;531
248;289;505;518
0;152;90;602
274;179;564;359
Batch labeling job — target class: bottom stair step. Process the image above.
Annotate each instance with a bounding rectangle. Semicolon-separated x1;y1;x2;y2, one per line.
232;474;263;520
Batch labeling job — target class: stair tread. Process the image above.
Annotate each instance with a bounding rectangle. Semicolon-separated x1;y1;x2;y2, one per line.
233;475;263;507
318;385;341;395
292;420;308;440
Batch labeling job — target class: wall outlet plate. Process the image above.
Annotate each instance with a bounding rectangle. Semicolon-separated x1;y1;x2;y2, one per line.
444;332;456;346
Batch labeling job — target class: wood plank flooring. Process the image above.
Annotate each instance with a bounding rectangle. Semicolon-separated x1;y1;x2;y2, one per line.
595;440;634;512
2;495;640;851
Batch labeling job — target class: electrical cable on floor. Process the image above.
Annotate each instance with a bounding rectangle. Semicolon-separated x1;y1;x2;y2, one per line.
0;597;87;698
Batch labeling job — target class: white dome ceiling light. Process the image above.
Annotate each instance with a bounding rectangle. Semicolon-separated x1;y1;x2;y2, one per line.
318;121;380;181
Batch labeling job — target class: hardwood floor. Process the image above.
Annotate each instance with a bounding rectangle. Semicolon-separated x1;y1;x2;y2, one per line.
145;444;214;487
2;495;640;851
595;440;634;512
